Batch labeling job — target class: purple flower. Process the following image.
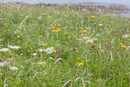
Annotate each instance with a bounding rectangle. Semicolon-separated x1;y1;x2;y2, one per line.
59;50;62;53
68;80;72;83
6;60;10;62
66;42;68;45
75;52;77;54
67;50;69;53
57;62;60;65
0;58;2;62
57;55;59;57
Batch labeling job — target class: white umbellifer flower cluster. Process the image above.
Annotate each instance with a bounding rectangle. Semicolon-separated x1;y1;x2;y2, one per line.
38;47;55;54
83;37;94;44
85;40;93;43
9;66;18;71
8;45;21;49
0;61;10;67
122;34;130;38
0;48;9;52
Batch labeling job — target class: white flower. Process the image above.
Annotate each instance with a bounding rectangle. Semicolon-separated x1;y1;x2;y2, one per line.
83;37;91;40
38;47;55;54
38;49;46;52
122;34;130;38
48;57;53;59
46;48;53;54
3;61;10;66
0;62;4;67
31;53;37;56
45;47;55;54
0;48;9;52
85;40;93;43
38;61;46;65
99;24;103;27
8;45;20;49
9;66;18;71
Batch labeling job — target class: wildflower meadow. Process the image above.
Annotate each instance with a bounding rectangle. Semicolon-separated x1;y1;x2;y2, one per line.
0;2;130;87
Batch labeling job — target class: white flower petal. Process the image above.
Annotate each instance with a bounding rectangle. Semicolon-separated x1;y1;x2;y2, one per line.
0;62;4;67
85;40;93;43
122;34;130;38
8;45;20;49
9;66;18;71
0;48;9;52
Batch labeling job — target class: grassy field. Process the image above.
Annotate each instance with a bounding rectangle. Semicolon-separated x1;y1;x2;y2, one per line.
0;3;130;87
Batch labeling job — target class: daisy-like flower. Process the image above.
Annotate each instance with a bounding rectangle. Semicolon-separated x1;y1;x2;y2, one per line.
0;39;2;41
8;45;20;49
9;66;18;71
0;48;9;52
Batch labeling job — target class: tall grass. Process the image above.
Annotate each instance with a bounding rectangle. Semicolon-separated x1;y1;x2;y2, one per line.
0;3;130;87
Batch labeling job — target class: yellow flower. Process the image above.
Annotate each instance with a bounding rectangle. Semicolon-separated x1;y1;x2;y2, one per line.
53;27;56;29
91;19;94;22
82;30;87;33
77;58;79;59
76;62;84;66
9;51;12;53
103;20;105;22
30;48;33;50
100;50;103;52
91;16;95;18
62;27;65;30
56;28;61;31
0;35;1;36
17;36;20;38
27;50;30;52
29;23;31;26
52;30;58;32
121;45;126;48
0;39;2;41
